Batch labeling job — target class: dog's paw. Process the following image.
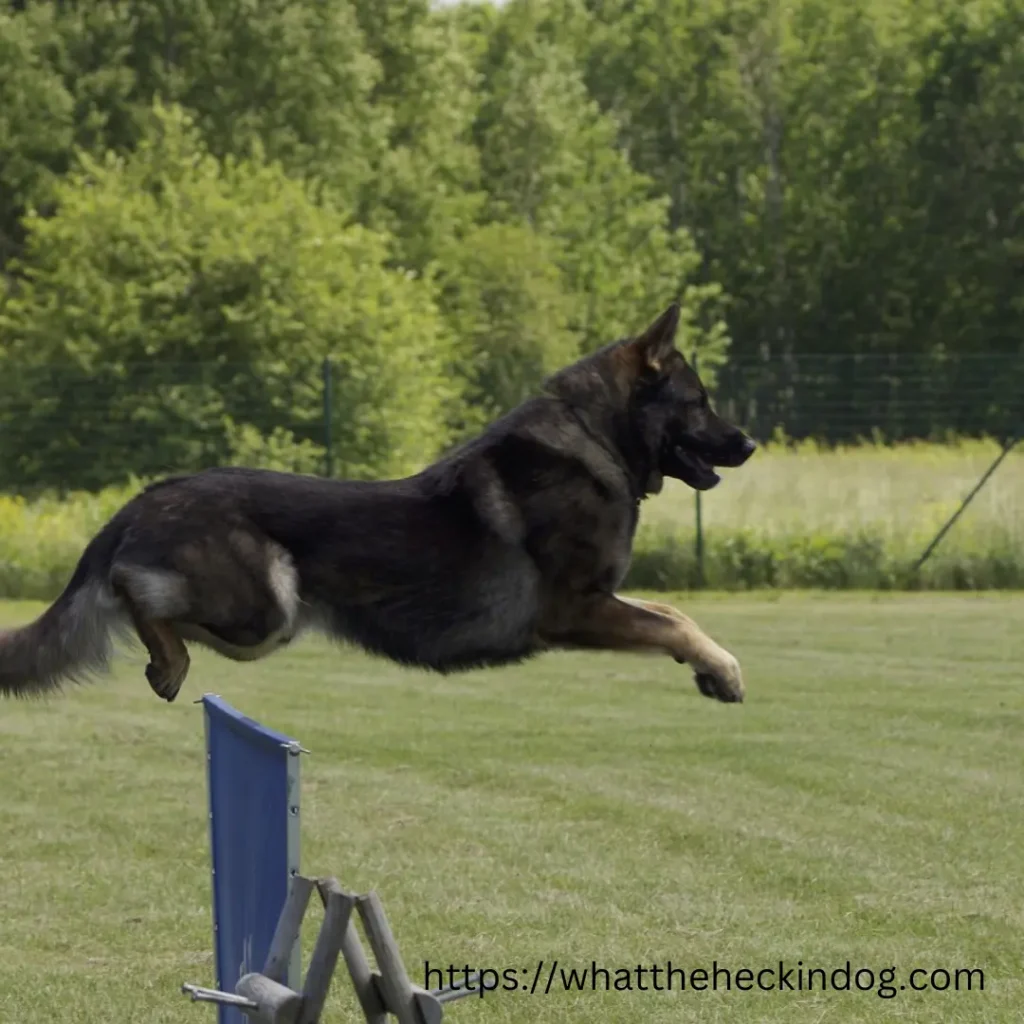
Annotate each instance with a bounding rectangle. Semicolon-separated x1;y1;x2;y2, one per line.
145;656;190;703
693;654;745;704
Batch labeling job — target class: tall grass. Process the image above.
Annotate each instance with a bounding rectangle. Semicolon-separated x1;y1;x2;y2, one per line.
629;438;1023;590
0;441;1019;598
0;483;139;599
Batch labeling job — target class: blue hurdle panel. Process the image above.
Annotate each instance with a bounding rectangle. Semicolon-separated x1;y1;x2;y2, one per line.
201;694;302;1024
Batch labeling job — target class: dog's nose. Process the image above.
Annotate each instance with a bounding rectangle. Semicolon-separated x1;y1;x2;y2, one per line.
738;435;757;460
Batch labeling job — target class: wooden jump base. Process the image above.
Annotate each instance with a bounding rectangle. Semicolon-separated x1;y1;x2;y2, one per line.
183;696;492;1024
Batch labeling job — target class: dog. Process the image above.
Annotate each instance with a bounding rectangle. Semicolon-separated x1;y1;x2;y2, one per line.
0;303;756;705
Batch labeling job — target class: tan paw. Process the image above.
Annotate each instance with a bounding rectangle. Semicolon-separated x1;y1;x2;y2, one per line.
693;653;745;703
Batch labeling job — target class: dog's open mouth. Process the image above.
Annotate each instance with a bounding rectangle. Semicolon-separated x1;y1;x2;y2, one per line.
676;447;720;490
662;443;721;491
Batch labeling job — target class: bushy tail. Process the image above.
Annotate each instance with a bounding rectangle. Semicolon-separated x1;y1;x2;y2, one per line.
0;526;128;698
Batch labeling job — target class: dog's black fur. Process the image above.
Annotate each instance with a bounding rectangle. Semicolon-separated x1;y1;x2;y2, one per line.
0;304;756;704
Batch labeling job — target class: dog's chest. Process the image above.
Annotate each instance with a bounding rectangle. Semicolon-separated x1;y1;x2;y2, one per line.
603;500;639;590
570;496;639;592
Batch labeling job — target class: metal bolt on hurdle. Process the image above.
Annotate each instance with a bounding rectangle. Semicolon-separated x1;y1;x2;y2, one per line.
183;875;489;1024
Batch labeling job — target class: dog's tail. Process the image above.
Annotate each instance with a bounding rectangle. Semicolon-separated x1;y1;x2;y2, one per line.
0;524;128;698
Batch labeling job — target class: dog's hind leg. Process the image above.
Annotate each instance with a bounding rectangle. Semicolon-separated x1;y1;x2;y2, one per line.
174;540;302;663
109;532;302;698
132;616;191;702
109;566;192;702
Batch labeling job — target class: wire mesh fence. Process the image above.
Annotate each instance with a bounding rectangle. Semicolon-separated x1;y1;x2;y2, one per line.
714;350;1023;444
0;351;1019;493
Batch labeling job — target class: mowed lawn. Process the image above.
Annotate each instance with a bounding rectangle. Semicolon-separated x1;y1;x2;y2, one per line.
0;593;1021;1023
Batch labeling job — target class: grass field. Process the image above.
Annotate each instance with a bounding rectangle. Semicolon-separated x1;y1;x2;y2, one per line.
0;592;1021;1023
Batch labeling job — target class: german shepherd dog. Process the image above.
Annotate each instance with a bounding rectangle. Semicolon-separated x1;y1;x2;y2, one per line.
0;304;756;705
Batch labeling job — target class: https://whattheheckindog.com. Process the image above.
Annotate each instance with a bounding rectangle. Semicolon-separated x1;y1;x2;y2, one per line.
423;958;985;1000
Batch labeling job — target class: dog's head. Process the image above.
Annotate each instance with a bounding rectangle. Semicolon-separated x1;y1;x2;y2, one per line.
621;304;756;491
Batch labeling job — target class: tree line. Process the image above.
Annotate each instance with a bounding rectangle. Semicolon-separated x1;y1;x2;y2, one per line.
0;0;1020;490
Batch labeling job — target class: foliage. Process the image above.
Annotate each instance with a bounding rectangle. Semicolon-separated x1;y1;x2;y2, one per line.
579;0;1024;437
0;104;455;489
471;6;730;367
438;222;578;434
1;0;1023;492
351;0;484;271
0;482;139;600
0;5;74;263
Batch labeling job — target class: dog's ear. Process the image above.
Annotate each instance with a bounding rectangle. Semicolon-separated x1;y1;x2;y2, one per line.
631;303;680;373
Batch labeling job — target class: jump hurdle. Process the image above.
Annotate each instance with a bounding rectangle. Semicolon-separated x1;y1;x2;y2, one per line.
181;694;493;1024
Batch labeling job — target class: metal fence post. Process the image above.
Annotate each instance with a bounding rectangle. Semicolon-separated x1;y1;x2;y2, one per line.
322;357;333;479
692;351;705;588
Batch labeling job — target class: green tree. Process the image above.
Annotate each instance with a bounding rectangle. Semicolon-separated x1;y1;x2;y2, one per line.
438;222;577;435
0;105;456;490
6;0;384;213
473;0;730;369
0;5;74;264
353;0;484;271
581;0;937;435
902;0;1024;436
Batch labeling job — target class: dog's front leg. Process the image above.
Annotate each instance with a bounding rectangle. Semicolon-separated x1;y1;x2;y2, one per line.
540;594;744;703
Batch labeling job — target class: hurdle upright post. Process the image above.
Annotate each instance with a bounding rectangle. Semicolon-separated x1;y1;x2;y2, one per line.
200;694;305;1024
